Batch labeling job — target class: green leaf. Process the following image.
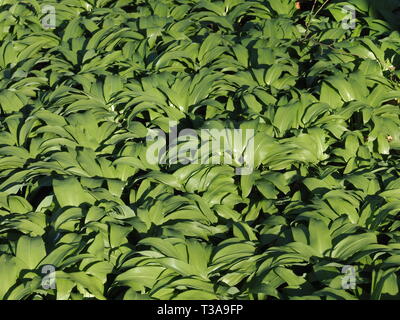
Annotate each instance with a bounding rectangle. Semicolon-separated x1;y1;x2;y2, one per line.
53;177;96;207
308;219;332;257
16;236;46;269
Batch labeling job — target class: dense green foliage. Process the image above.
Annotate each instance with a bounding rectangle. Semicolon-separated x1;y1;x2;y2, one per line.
0;0;400;300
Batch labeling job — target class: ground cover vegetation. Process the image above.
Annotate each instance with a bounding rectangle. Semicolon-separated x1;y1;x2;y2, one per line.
0;0;400;300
